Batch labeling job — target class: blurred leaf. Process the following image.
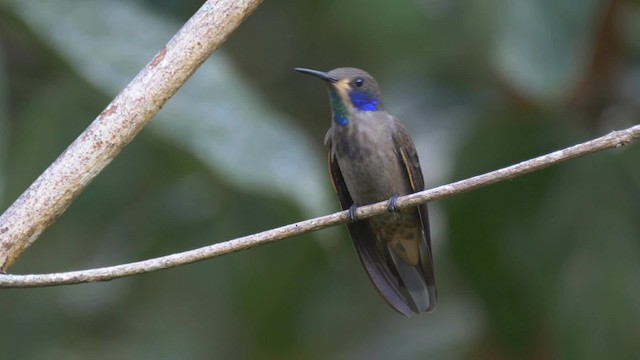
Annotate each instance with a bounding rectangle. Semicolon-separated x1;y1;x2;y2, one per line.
447;111;561;356
538;155;640;359
447;108;640;358
336;299;485;360
491;0;603;103
6;0;331;215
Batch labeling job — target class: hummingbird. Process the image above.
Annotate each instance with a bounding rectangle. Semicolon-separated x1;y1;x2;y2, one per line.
295;67;437;316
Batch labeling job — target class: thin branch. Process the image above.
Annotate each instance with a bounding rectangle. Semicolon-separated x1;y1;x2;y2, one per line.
0;0;263;272
1;124;638;288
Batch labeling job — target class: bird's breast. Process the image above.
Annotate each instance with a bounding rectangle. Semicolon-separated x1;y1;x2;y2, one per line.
333;118;410;205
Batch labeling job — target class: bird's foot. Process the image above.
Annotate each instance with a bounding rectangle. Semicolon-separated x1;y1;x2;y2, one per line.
387;195;400;213
347;204;359;222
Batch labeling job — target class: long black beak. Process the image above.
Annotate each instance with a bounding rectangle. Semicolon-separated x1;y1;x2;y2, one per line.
294;67;337;83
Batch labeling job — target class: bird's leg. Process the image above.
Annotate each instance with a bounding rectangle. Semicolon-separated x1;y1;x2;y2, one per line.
387;195;400;213
348;203;359;222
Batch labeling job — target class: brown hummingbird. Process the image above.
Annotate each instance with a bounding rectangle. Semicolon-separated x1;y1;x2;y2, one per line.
295;67;437;316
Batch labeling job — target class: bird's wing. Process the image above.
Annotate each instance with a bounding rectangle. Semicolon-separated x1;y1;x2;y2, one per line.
391;120;437;311
327;143;421;316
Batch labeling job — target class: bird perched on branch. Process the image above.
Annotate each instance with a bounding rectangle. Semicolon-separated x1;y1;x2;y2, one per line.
295;67;437;316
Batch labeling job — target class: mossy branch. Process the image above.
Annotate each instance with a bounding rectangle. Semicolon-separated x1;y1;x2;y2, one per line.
0;0;263;271
0;124;638;287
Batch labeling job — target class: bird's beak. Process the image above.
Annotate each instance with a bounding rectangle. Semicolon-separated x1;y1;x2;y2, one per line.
294;67;337;83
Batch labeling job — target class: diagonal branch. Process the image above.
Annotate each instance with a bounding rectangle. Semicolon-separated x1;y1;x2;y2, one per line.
1;124;638;288
0;0;263;272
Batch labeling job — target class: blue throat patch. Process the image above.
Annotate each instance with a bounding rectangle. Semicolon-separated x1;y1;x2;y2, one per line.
330;91;349;126
349;91;379;111
329;89;379;126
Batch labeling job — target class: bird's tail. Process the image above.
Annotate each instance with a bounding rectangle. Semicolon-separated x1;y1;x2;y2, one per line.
348;209;437;316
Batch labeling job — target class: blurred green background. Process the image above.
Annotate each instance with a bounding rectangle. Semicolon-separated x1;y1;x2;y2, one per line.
1;0;639;359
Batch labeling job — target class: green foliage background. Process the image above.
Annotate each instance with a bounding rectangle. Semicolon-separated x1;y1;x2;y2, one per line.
1;0;639;359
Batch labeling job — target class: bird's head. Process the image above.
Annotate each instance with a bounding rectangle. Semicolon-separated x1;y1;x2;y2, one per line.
295;67;384;126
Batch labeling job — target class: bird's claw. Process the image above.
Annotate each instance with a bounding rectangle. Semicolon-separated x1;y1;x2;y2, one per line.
348;204;359;222
387;195;400;213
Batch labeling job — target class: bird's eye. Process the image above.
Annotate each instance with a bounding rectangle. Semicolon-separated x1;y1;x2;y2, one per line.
354;77;364;88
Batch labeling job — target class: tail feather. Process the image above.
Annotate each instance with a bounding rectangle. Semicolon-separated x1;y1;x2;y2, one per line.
347;213;437;316
388;248;432;313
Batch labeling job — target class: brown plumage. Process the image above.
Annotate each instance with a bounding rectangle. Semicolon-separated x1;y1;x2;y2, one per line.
296;67;437;316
